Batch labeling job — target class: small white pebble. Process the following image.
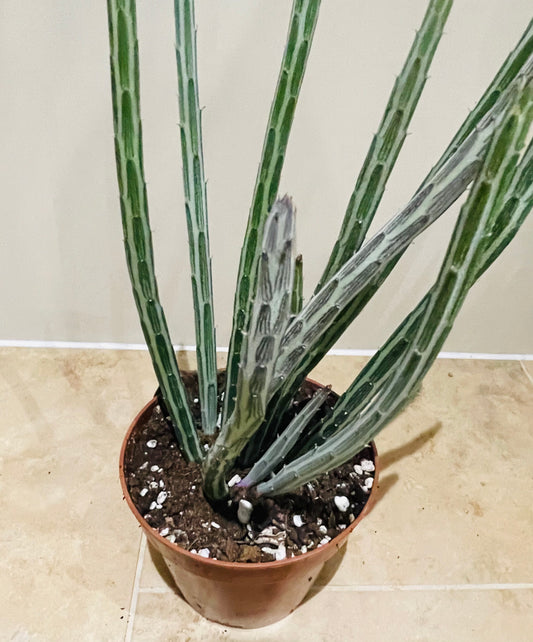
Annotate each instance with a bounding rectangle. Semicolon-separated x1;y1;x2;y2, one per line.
139;488;148;497
139;462;148;470
353;464;363;475
211;521;221;529
319;536;331;547
198;548;210;558
339;524;347;530
149;481;158;489
191;485;196;490
293;514;304;528
146;439;157;448
159;480;165;488
349;513;355;523
216;412;222;429
149;501;157;510
364;477;374;489
238;499;253;525
156;491;167;504
203;443;209;451
334;495;350;512
193;398;199;403
228;474;242;488
150;465;159;472
160;527;169;537
275;543;287;561
190;549;197;555
261;546;277;557
246;524;252;533
316;517;323;526
319;525;328;535
166;534;176;543
361;459;375;472
300;545;308;554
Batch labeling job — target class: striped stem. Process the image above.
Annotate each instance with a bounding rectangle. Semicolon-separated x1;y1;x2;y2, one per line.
174;0;218;434
239;386;330;488
203;197;295;500
107;0;202;462
222;0;321;425
317;0;453;289
257;77;532;496
291;254;304;314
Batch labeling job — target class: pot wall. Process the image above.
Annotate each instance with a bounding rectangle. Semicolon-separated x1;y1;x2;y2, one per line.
120;397;379;628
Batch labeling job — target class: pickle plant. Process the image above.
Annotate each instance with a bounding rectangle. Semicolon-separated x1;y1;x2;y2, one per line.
108;0;533;502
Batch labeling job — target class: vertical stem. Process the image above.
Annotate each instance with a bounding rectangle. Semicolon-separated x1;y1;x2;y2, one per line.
107;0;202;461
317;0;453;289
174;0;218;434
222;0;322;424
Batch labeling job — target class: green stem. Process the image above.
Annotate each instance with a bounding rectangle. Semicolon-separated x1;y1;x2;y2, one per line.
258;78;532;496
318;0;453;289
174;0;218;434
222;0;321;425
107;0;202;462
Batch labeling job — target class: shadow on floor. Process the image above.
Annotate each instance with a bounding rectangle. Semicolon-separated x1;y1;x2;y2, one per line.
146;541;184;598
146;422;442;610
379;422;442;471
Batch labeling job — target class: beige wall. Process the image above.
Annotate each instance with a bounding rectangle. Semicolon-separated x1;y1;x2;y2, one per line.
2;1;532;352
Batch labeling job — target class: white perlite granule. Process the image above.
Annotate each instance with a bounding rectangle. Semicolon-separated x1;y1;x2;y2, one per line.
146;439;157;448
361;459;375;472
237;499;253;525
293;514;304;527
334;495;350;512
228;474;242;488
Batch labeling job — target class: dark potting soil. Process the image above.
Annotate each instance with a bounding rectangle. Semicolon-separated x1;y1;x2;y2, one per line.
123;373;376;563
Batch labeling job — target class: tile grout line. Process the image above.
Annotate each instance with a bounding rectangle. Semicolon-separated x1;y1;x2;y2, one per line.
124;534;147;642
520;360;533;387
1;339;532;360
312;582;533;593
137;582;533;595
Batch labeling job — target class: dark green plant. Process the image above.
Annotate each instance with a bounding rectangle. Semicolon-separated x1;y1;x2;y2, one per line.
107;0;533;502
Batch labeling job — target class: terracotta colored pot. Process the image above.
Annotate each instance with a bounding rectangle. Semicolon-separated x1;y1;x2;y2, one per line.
120;394;379;629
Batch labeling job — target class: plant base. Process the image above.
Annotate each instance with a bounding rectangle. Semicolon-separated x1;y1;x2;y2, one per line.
120;396;379;628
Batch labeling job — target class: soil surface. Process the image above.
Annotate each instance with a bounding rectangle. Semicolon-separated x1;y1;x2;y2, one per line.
123;374;376;563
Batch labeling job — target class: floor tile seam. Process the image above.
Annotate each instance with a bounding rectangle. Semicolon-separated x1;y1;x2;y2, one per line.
312;582;533;593
520;360;533;387
124;534;147;642
136;582;533;596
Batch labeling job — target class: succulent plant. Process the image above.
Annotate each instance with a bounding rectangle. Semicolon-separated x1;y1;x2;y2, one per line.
107;0;533;502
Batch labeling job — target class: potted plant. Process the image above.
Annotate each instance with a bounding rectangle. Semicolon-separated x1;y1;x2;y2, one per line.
108;0;533;629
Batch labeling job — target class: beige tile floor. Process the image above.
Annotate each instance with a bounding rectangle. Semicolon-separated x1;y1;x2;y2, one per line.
1;347;532;641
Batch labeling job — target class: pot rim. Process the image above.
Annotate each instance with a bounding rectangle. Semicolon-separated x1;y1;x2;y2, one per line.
119;393;380;571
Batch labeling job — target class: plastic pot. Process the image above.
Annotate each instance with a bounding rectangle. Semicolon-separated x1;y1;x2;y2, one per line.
119;395;379;629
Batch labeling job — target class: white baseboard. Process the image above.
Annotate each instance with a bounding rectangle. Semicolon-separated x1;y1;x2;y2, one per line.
1;339;532;360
